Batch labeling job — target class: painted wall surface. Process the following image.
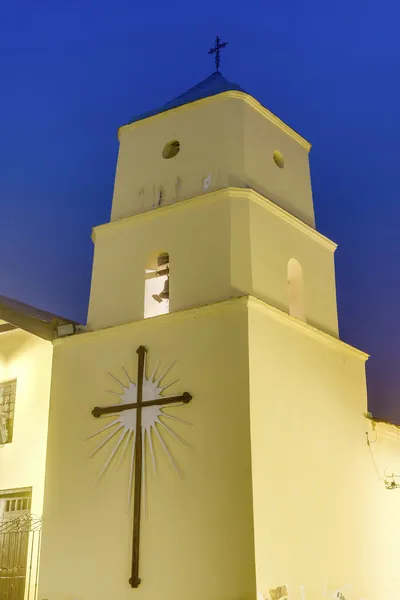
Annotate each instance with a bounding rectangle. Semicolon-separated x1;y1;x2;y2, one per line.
39;294;400;600
231;191;338;337
89;189;336;336
111;94;241;221
111;92;314;227
247;298;400;600
88;191;232;330
243;100;314;228
0;328;53;516
362;419;400;598
38;300;256;600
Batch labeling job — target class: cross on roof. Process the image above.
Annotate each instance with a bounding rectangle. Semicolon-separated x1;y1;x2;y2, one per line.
208;36;228;72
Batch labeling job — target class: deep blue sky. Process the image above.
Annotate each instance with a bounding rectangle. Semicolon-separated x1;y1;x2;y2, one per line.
1;1;399;422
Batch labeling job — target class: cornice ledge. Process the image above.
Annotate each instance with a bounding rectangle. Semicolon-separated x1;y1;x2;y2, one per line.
246;296;369;361
224;90;311;151
117;90;311;151
93;187;337;252
54;297;248;345
228;188;337;251
91;189;228;241
55;296;368;364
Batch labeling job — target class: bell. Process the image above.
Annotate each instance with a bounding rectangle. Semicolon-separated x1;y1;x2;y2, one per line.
152;278;169;303
157;253;169;268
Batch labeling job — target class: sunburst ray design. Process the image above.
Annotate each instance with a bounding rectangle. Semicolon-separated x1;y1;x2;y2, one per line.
88;358;191;508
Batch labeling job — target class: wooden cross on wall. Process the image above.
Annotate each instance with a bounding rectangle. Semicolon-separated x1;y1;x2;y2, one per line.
91;345;192;588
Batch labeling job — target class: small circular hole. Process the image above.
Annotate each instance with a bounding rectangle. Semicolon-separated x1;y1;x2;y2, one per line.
273;150;284;169
162;140;180;159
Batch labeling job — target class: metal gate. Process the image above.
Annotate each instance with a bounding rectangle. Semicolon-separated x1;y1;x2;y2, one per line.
0;515;42;600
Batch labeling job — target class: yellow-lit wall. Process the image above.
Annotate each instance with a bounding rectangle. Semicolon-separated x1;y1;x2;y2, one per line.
39;301;256;600
243;192;338;337
243;101;314;227
111;92;314;227
0;328;53;516
111;94;240;221
362;419;400;598
247;298;400;600
40;298;400;600
88;189;337;336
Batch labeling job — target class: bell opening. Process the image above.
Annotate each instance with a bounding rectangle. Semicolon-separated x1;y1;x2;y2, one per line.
144;252;170;319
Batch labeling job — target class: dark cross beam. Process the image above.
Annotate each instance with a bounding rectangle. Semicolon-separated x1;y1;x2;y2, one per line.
91;345;192;588
208;35;228;72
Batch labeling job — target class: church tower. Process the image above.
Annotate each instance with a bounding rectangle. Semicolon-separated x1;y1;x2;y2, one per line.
39;45;376;600
86;66;339;338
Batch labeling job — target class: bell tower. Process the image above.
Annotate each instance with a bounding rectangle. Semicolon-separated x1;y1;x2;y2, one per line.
39;45;373;600
88;70;338;338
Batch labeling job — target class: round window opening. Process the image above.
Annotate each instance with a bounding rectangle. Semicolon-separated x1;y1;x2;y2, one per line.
162;140;180;159
273;150;284;169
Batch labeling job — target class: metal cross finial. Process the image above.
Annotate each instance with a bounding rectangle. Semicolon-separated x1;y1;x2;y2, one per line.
208;36;228;72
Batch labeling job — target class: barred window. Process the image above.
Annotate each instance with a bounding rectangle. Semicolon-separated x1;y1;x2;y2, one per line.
0;379;17;444
0;487;32;520
3;495;31;515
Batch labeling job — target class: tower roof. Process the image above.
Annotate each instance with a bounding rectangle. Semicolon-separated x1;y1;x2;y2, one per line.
127;72;246;126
